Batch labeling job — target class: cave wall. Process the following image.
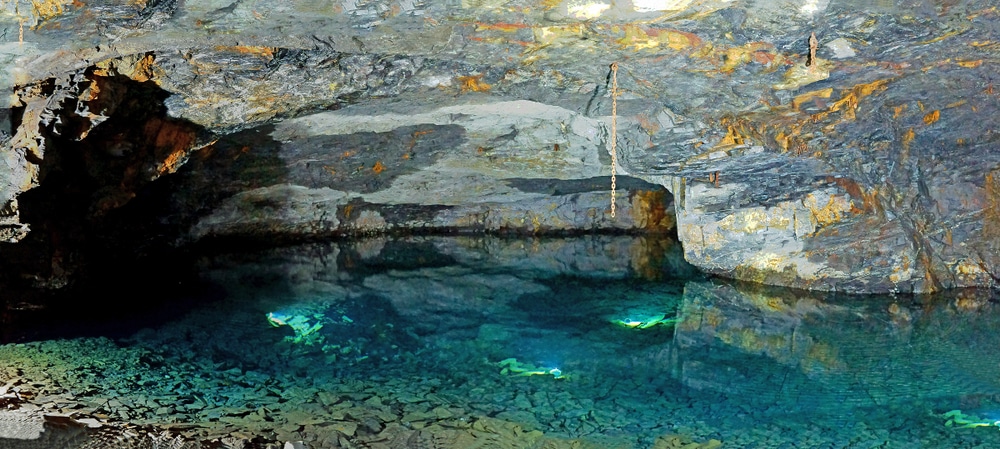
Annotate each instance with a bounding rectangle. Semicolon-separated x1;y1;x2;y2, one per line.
1;0;999;294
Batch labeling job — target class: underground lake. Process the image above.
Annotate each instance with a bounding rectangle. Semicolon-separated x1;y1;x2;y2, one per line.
4;1;1000;448
1;235;999;448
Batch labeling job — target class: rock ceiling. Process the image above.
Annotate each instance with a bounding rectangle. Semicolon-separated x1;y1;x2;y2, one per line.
1;0;999;293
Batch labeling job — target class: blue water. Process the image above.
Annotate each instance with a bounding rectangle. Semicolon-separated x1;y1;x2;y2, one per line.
3;235;1000;448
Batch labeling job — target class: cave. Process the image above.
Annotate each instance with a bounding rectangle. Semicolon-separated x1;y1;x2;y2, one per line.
1;1;999;448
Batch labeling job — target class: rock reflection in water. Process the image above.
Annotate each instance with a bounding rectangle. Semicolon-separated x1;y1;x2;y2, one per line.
185;235;1000;447
3;235;1000;448
670;282;1000;428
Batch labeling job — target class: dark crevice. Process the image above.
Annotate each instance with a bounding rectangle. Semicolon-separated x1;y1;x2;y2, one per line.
1;66;213;339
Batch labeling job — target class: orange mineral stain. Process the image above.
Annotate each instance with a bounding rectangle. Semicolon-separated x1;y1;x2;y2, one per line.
457;74;491;93
923;110;940;125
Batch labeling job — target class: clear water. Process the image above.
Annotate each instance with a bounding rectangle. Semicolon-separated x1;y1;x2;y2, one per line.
3;235;1000;448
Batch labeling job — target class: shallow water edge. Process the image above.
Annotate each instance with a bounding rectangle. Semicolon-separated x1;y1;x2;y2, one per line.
1;235;999;449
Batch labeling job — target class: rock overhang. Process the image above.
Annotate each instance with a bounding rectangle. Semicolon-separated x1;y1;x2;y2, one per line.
1;0;998;293
182;98;674;240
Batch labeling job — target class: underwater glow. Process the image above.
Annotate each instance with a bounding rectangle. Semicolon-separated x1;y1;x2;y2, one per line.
265;311;324;345
265;312;289;327
620;319;644;328
497;358;567;379
611;313;679;329
942;410;1000;429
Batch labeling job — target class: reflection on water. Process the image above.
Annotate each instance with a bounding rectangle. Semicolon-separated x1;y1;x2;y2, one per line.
2;235;1000;448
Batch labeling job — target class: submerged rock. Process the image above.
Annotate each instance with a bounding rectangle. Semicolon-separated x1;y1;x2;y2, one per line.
1;237;999;447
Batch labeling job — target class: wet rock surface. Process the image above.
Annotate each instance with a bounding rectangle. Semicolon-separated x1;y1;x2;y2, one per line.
2;2;1000;292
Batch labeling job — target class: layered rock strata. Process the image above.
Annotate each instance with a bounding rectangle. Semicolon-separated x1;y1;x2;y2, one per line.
2;0;998;293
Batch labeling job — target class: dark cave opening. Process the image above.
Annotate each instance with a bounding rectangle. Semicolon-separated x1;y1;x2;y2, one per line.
0;68;217;343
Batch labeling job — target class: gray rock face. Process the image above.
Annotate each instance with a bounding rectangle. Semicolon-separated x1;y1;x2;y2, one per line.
174;99;673;240
1;0;999;293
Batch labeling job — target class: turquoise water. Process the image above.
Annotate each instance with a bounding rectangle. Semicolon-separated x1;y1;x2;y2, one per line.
3;235;1000;448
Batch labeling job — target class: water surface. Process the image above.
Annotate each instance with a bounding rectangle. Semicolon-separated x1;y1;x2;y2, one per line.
2;235;999;448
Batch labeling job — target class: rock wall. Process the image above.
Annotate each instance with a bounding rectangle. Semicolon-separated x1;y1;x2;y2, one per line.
1;0;999;293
